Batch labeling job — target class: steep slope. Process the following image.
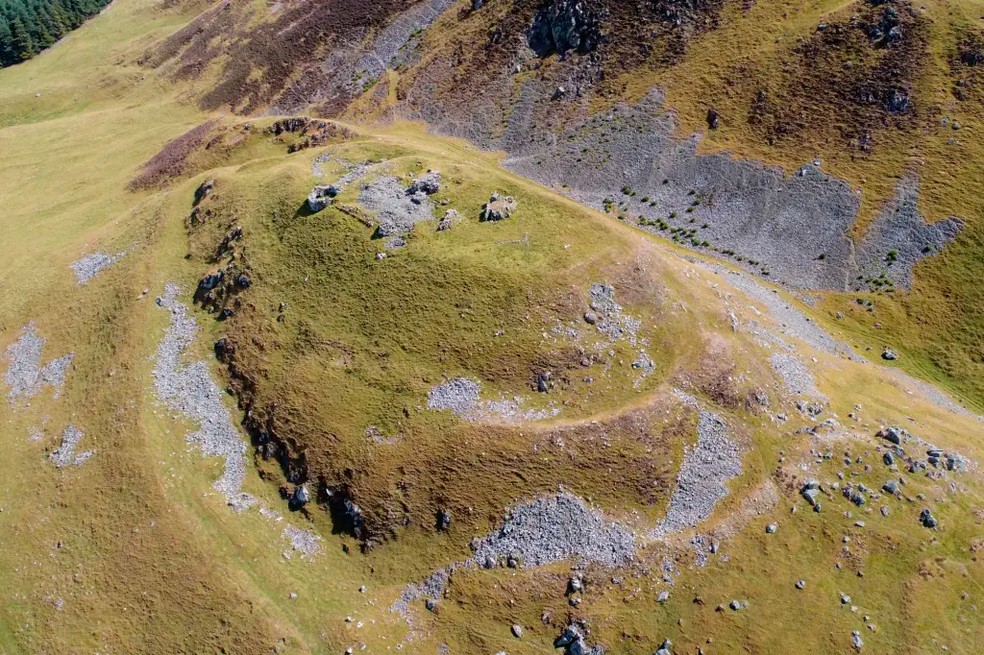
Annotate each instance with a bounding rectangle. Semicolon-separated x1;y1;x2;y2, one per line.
0;1;982;654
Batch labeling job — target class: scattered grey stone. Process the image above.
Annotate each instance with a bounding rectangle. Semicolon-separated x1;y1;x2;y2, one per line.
71;250;125;285
360;175;435;236
654;398;742;537
282;524;322;559
153;284;252;508
583;311;598;325
3;323;73;403
882;480;898;495
427;376;559;422
766;523;778;534
554;624;603;655
770;352;826;402
851;630;864;650
880;426;903;445
384;236;407;250
796;580;806;590
658;590;669;603
511;624;523;638
729;600;741;611
883;452;895;466
471;493;635;568
528;0;602;57
880;506;890;517
437;508;452;531
437;209;460;231
48;425;93;468
855;177;963;291
841;593;852;605
881;348;898;361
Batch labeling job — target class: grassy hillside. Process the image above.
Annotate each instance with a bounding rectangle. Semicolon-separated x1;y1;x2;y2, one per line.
0;1;981;654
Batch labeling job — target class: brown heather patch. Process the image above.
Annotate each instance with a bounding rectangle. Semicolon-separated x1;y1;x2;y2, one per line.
128;119;218;190
746;0;930;153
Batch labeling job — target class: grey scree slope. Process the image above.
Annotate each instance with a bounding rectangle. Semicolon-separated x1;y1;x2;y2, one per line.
153;283;252;510
71;250;125;285
3;323;73;403
654;395;743;538
392;492;635;620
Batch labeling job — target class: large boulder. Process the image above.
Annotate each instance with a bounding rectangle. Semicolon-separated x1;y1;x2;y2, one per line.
307;185;340;212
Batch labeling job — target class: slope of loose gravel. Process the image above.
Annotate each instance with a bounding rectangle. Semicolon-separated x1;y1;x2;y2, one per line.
152;283;252;509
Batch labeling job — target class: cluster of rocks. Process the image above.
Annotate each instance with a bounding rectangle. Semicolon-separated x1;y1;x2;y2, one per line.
48;425;93;468
153;284;252;510
282;524;323;559
436;208;460;231
586;283;640;346
71;250;125;285
359;174;437;242
480;192;517;221
3;323;73;403
528;0;603;57
655;403;743;536
554;623;605;655
877;426;967;473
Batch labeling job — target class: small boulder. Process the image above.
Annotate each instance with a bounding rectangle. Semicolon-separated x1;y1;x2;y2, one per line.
883;451;895;466
881;347;898;361
436;508;452;531
481;192;517;221
851;629;864;650
919;508;937;528
293;484;310;506
437;209;461;231
511;624;523;638
766;523;778;534
583;311;599;325
706;108;720;129
408;171;441;195
795;580;806;590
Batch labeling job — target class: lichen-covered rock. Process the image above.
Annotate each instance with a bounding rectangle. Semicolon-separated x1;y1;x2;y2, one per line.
306;185;340;212
408;170;441;195
481;192;517;221
437;208;460;231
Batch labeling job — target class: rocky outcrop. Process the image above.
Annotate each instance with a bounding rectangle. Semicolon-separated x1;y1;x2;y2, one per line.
528;0;603;57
